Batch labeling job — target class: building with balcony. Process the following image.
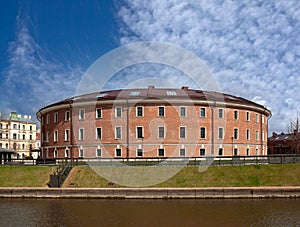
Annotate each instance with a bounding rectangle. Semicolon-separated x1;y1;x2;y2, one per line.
0;112;37;158
36;86;271;159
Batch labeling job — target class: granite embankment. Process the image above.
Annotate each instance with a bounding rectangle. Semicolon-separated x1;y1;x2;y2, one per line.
0;187;300;199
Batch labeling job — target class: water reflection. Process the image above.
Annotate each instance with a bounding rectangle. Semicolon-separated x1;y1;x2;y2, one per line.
1;198;300;226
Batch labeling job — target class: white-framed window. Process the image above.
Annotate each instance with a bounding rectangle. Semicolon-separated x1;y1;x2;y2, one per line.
96;108;102;119
218;148;223;156
136;106;143;117
246;129;250;140
200;127;206;139
262;116;265;124
115;126;122;139
158;126;165;139
200;148;205;156
136;126;143;139
115;107;122;118
79;148;84;157
218;127;224;139
218;108;224;118
54;130;58;142
200;107;206;117
158;148;165;157
262;131;265;141
256;130;259;141
65;149;69;158
246;148;250;156
158;106;165;117
180;148;185;157
233;128;239;140
54;149;58;158
180;126;186;139
180;107;186;117
46;131;49;142
41;117;44;126
46;114;50;124
115;148;122;157
246;111;250;121
65;129;69;141
96;127;102;140
54;112;58;123
65;111;70;121
137;148;143;157
79;128;84;140
234;110;238;120
234;148;238;156
96;148;102;157
79;109;85;120
256;114;259;123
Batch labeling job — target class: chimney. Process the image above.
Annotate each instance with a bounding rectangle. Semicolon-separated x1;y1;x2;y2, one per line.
147;85;155;95
181;86;189;91
272;132;277;137
294;130;298;135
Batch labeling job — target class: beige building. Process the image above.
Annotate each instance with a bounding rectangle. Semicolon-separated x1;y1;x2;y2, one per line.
0;112;37;159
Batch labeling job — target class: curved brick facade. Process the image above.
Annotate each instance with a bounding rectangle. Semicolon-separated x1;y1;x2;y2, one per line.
37;86;271;159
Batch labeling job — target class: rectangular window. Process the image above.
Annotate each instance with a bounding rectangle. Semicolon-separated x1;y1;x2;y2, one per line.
256;130;259;141
158;148;165;157
200;148;205;156
200;127;206;139
96;148;102;157
158;106;165;117
115;148;122;157
65;129;69;141
96;108;102;119
96;127;102;140
180;126;186;139
200;107;206;117
256;114;259;123
234;148;238;156
115;107;122;118
262;131;264;142
65;111;70;121
218;108;224;118
180;107;186;117
262;116;265;124
136;106;143;117
246;111;250;121
136;126;143;139
256;149;258;155
246;148;250;156
65;149;69;158
79;109;85;120
79;128;84;140
137;148;143;157
233;128;238;140
46;132;49;142
115;127;122;139
79;148;84;157
246;129;250;140
180;148;185;157
234;110;238;120
158;127;165;139
54;112;58;123
13;124;17;129
13;133;17;139
218;128;224;139
22;125;25;130
46;114;50;124
218;148;223;156
54;130;58;142
0;134;2;139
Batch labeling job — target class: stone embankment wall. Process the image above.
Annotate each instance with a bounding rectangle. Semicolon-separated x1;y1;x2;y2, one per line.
0;187;300;199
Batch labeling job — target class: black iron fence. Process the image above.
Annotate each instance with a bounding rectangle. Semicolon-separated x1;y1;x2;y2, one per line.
2;154;300;166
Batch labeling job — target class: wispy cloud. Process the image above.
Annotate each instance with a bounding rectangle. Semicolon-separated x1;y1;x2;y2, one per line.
117;0;300;133
1;16;83;118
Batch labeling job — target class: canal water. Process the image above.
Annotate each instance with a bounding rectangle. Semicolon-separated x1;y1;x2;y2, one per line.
1;198;300;226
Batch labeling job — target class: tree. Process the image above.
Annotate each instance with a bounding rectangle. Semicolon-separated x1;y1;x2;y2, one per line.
286;115;300;154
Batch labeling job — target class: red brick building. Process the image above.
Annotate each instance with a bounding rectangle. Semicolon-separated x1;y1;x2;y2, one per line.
268;130;300;154
36;86;271;159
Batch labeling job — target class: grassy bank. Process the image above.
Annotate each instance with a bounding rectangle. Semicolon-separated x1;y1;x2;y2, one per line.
63;163;300;188
0;166;55;187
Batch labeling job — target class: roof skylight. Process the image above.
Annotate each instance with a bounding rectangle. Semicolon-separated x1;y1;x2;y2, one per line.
166;91;177;96
129;91;140;96
97;93;108;98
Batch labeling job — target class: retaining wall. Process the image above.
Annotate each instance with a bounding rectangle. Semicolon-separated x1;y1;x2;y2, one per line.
0;187;300;199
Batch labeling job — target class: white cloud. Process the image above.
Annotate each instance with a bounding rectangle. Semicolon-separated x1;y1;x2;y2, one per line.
1;17;83;119
117;0;300;133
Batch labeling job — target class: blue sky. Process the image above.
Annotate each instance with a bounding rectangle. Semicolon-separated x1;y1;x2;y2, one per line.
0;0;299;134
